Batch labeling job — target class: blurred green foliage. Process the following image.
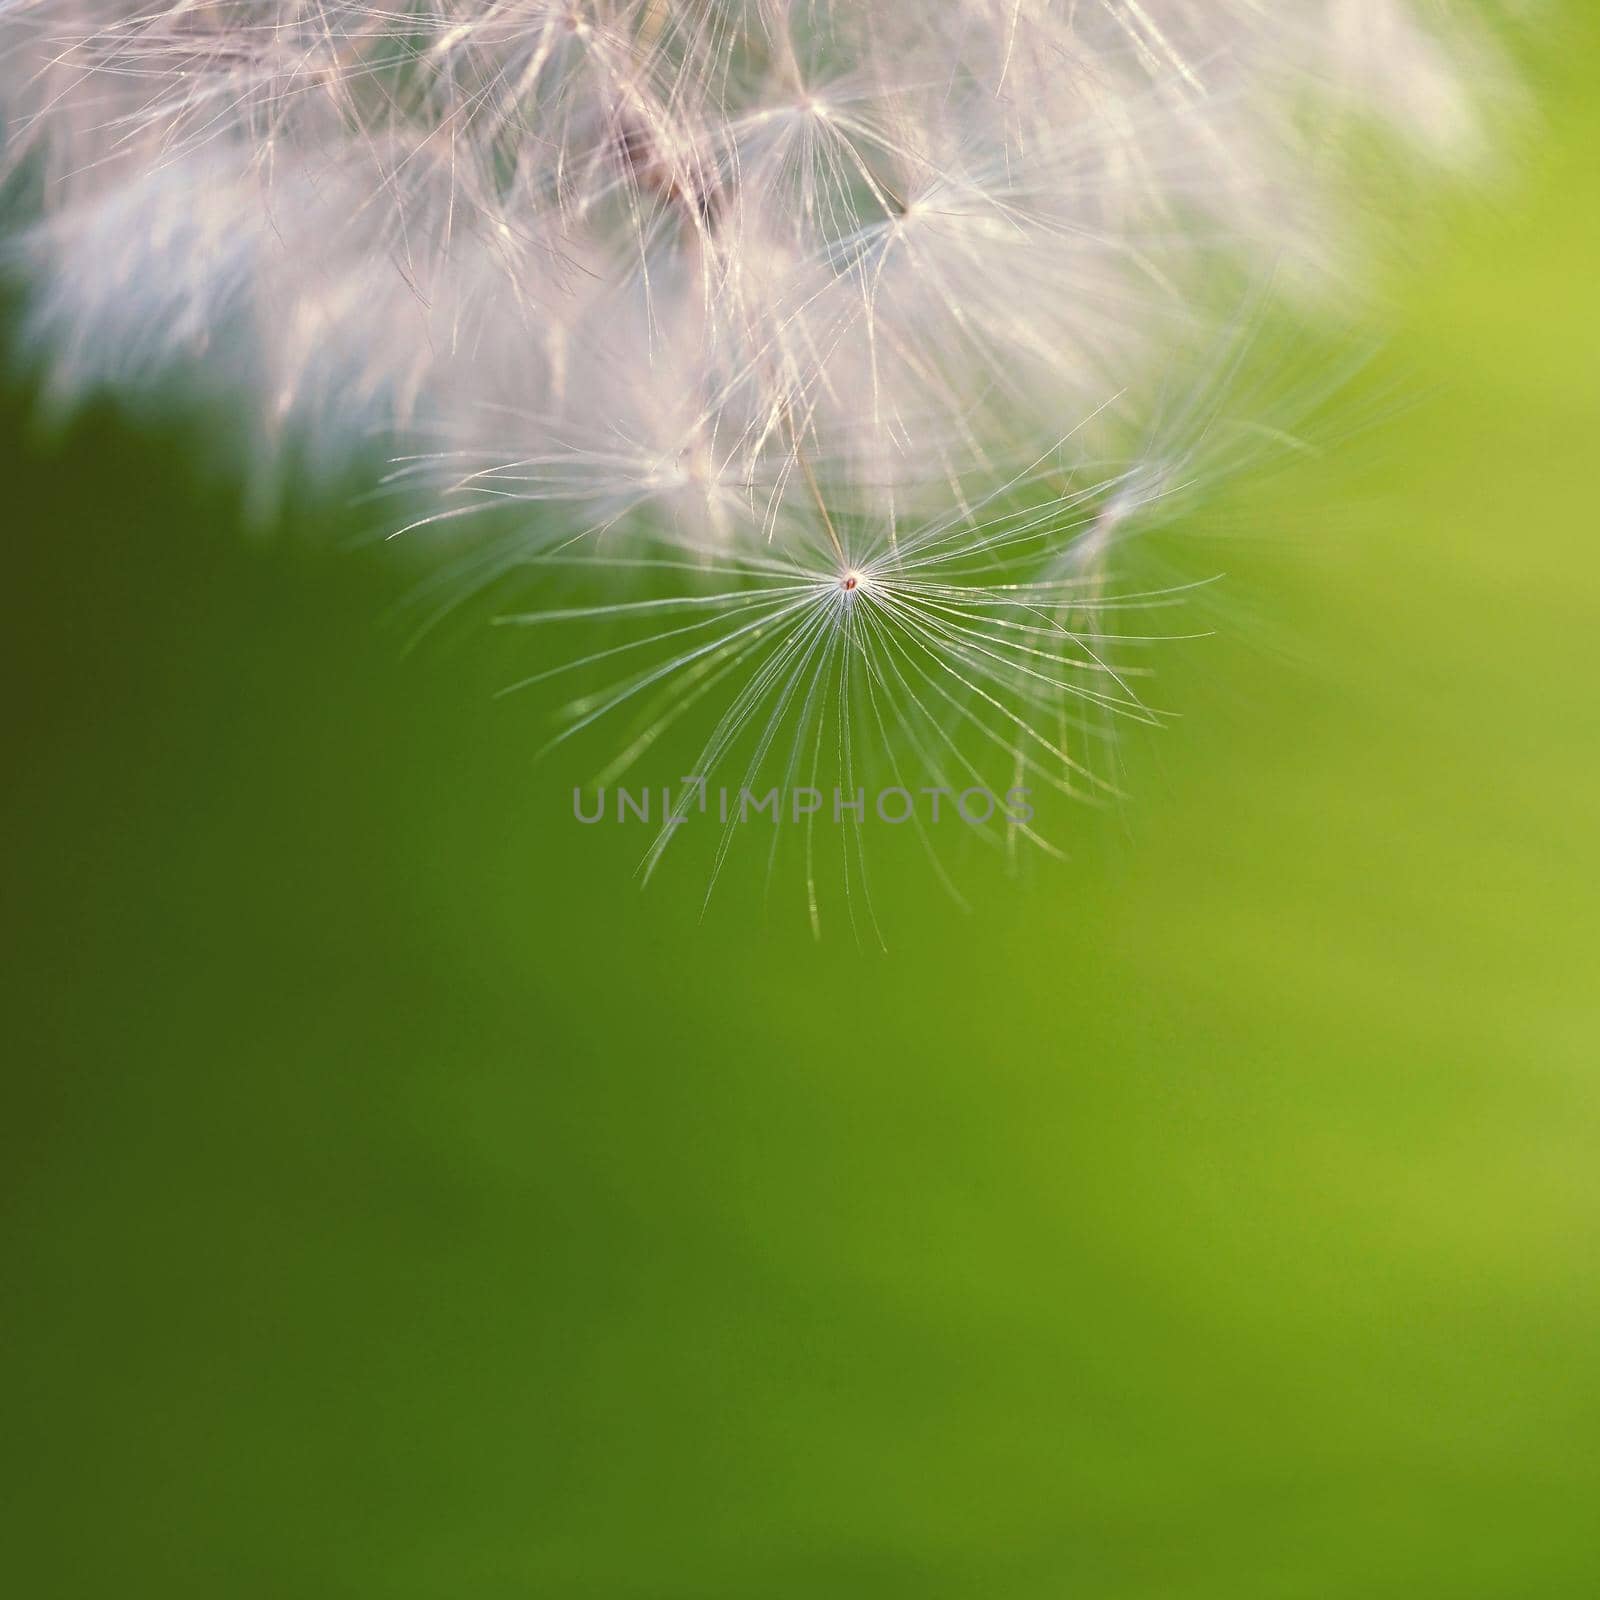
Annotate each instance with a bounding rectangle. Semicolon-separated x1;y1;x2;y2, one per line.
3;15;1598;1597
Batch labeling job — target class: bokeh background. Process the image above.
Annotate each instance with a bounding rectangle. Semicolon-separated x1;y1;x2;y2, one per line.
4;13;1597;1597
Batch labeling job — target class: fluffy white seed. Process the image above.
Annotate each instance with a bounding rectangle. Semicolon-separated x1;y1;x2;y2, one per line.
0;1;1514;917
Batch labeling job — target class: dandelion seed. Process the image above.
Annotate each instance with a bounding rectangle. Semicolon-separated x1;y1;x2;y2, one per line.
0;1;1517;923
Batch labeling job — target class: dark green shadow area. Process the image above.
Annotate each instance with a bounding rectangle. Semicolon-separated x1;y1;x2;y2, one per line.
3;17;1598;1598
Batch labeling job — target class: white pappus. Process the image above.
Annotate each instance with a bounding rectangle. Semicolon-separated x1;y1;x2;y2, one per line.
0;1;1515;928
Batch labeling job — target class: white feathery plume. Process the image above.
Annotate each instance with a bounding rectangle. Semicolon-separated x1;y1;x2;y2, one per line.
0;1;1515;924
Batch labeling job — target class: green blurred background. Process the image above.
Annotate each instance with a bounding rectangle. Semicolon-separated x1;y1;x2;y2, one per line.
4;16;1597;1598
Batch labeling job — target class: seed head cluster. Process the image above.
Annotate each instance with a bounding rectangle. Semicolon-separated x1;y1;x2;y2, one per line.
0;2;1510;920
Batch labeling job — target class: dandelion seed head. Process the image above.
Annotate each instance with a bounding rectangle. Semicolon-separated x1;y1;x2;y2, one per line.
0;0;1523;916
